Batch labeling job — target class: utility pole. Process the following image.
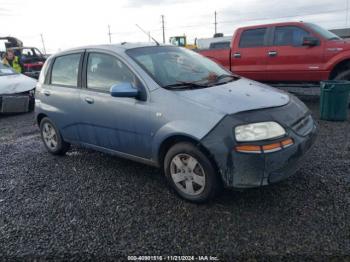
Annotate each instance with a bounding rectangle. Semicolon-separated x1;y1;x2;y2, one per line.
214;11;218;35
40;33;46;55
161;15;165;44
347;0;349;27
108;25;112;44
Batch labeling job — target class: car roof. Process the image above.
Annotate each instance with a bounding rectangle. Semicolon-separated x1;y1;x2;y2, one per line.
237;21;307;30
54;42;173;56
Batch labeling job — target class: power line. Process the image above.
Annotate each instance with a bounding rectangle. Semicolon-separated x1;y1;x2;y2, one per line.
135;24;160;45
219;8;347;24
158;8;347;32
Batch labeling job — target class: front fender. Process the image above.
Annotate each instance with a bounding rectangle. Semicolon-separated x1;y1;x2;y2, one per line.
151;119;222;164
325;50;350;72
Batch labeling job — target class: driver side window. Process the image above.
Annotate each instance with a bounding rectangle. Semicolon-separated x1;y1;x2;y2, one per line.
87;53;136;92
273;26;310;46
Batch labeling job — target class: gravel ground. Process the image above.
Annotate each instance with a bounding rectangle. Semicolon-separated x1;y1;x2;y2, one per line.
0;100;349;260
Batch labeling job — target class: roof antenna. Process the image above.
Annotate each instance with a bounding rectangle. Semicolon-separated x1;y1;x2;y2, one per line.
135;24;160;46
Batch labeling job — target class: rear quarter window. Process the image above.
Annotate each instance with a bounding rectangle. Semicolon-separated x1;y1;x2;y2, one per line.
209;41;231;49
38;58;51;84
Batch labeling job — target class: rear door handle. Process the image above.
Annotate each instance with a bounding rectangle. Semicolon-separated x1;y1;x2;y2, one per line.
43;90;51;96
84;97;94;104
233;52;241;58
268;51;277;57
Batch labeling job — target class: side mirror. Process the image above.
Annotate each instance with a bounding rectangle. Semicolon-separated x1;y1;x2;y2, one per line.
302;36;319;47
110;82;139;98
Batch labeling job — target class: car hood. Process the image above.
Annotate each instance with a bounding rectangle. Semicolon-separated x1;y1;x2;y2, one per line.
174;78;290;115
326;39;350;51
0;74;37;95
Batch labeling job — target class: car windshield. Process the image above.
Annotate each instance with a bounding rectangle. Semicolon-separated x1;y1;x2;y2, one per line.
306;23;342;40
126;46;237;89
0;62;17;76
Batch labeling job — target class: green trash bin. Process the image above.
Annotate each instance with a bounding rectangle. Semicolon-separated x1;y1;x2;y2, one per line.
320;80;350;121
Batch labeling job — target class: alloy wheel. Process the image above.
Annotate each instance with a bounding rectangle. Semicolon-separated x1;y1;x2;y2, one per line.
42;122;58;150
170;153;206;196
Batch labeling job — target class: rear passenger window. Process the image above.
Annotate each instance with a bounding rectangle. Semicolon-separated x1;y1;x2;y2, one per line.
87;53;136;92
274;26;310;46
51;54;81;86
209;41;231;49
239;28;267;48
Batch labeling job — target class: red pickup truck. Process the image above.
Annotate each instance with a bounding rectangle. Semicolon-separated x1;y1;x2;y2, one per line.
198;22;350;83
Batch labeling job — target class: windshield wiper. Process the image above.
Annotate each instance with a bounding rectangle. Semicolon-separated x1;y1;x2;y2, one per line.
163;81;209;90
214;74;239;83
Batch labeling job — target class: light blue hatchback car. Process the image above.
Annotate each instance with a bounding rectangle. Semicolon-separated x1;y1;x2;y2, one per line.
35;43;317;202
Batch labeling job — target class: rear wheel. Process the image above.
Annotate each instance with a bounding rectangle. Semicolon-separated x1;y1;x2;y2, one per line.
164;142;221;203
40;117;70;155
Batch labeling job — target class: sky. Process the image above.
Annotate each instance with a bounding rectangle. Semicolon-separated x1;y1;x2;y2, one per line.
0;0;349;53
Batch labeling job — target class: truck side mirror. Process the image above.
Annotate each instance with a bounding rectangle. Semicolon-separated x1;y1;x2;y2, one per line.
302;36;319;47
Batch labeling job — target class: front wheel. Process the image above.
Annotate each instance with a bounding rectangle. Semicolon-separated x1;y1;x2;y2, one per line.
334;69;350;80
40;117;70;155
164;142;221;203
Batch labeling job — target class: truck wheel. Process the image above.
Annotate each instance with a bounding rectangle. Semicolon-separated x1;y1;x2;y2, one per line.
164;142;221;203
334;69;350;80
40;117;70;155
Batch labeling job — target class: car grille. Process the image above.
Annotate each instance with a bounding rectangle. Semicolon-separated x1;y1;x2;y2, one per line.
0;95;29;113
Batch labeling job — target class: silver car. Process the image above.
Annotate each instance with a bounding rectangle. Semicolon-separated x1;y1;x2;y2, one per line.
0;62;36;113
35;43;317;202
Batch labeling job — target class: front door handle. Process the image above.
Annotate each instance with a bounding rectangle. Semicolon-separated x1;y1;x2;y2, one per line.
268;51;278;57
84;97;94;104
43;90;51;96
233;52;241;58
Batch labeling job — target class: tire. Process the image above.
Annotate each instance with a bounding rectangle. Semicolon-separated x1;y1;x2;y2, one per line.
40;117;70;155
334;69;350;80
164;142;221;203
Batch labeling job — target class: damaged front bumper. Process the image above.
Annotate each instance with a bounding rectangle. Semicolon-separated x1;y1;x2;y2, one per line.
0;91;35;113
201;96;318;189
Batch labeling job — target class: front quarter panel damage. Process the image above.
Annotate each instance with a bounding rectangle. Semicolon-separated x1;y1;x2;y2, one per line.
201;96;317;189
200;115;266;188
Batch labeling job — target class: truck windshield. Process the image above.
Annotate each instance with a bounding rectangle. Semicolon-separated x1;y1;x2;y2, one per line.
126;46;235;89
0;62;17;76
306;23;342;40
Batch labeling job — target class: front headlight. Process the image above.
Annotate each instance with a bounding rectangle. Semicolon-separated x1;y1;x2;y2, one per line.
235;121;286;142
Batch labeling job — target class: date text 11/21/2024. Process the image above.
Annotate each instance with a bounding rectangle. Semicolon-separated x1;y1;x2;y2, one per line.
127;255;219;261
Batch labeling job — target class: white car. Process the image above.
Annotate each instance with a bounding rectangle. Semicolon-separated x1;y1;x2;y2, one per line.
0;62;37;113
